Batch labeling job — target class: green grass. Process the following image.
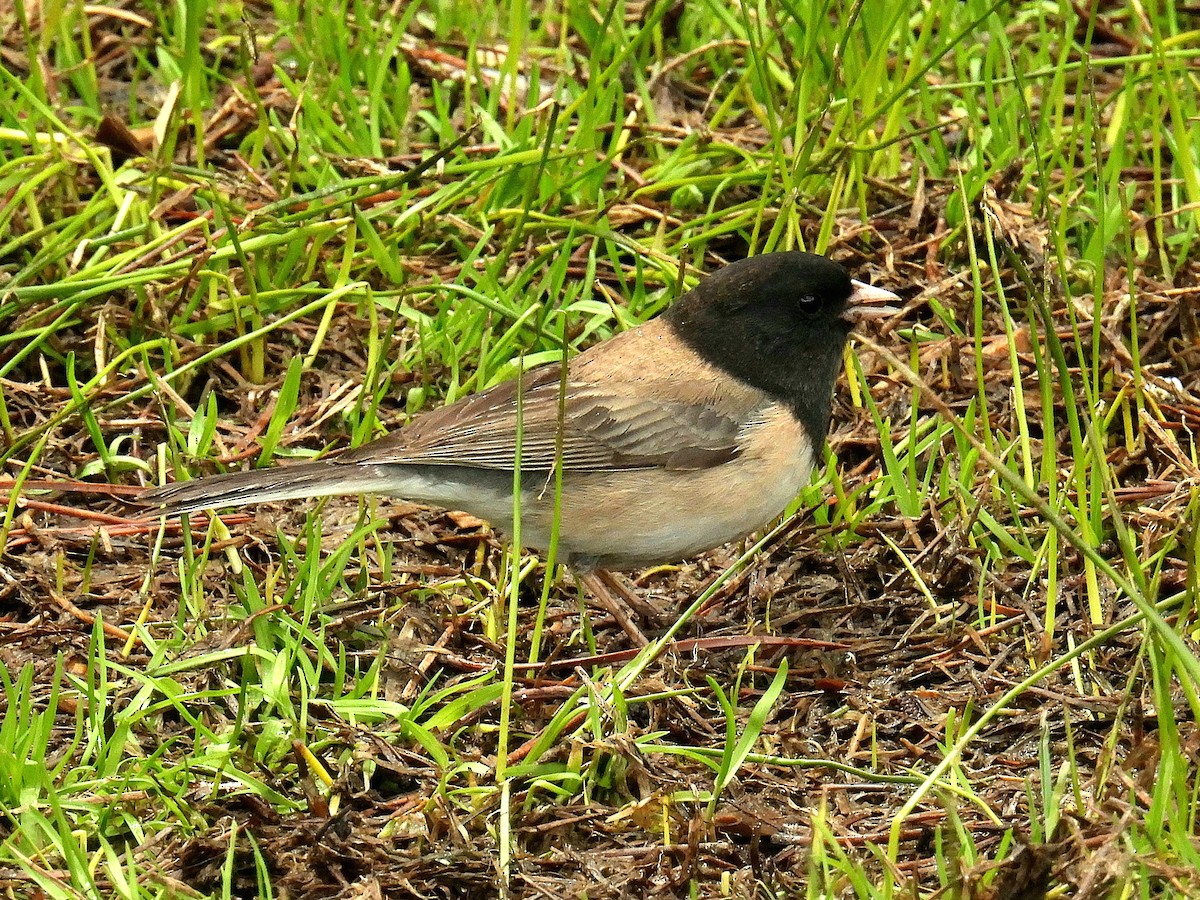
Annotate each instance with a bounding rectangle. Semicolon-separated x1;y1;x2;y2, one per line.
3;0;1200;896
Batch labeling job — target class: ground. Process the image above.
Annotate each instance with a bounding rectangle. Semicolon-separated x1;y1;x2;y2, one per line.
2;1;1199;897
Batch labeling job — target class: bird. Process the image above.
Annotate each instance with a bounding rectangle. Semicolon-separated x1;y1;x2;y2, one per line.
139;252;897;639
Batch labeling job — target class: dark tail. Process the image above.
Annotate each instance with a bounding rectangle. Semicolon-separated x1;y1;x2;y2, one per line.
137;461;383;517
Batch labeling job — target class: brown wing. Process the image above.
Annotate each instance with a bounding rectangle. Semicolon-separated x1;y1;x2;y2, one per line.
335;361;757;473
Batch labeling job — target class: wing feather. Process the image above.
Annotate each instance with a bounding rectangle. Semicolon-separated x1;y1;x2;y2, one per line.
335;362;757;473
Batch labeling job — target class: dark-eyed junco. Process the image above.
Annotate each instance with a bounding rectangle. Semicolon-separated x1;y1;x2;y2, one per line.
140;252;896;589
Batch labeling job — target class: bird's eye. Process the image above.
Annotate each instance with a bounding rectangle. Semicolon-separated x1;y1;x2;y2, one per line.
798;295;819;310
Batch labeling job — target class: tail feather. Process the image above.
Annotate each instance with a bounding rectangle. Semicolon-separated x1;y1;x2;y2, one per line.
138;461;382;517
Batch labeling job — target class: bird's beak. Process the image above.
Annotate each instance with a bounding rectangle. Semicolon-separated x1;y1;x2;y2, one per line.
842;280;901;323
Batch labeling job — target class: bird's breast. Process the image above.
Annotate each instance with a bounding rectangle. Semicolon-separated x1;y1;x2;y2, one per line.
512;404;817;570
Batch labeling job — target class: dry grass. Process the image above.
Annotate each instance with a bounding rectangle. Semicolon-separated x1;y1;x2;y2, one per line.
3;1;1200;897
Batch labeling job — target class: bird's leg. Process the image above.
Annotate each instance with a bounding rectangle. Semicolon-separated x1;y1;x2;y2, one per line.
595;568;663;620
578;569;650;647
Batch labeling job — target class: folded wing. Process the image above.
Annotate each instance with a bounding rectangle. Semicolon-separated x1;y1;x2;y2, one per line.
336;362;756;473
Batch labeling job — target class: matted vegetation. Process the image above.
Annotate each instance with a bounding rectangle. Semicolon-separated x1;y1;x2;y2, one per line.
2;0;1199;896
